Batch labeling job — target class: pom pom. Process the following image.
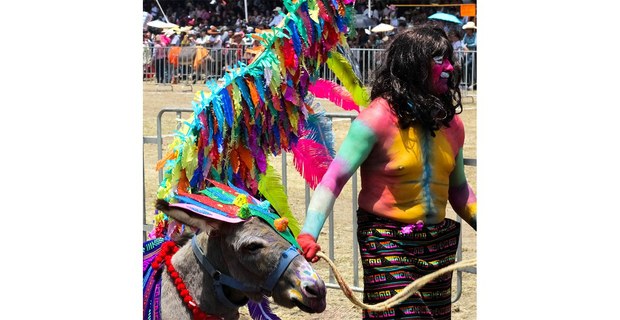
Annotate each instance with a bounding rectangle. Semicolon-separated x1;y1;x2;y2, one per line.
233;194;249;207
171;271;179;279
163;241;175;251
183;295;192;303
258;200;271;211
274;217;289;232
237;205;252;219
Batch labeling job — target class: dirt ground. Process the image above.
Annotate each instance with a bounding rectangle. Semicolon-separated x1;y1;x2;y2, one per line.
143;81;477;319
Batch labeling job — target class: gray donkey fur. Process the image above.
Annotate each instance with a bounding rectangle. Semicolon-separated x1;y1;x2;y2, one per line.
156;200;327;320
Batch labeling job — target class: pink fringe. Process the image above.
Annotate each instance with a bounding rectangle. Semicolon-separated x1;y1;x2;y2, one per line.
291;138;333;189
308;79;360;112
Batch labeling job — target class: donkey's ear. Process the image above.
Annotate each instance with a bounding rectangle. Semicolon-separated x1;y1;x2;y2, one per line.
156;199;223;231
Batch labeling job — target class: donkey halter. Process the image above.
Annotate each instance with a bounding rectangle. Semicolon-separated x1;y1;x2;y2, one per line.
191;235;300;308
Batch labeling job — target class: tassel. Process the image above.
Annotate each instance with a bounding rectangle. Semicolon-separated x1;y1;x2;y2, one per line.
299;6;314;47
219;90;234;128
247;298;281;320
297;4;311;46
326;50;370;107
308;79;361;112
316;0;332;24
282;39;296;70
156;151;178;171
237;145;254;172
258;164;301;236
304;110;336;157
235;77;256;116
291;138;333;189
246;78;261;109
287;20;303;57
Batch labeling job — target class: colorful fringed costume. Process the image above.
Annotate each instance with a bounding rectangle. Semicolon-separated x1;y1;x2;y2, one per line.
146;0;369;319
150;0;368;239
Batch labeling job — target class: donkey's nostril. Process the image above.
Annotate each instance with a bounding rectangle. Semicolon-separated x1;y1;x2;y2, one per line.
302;281;326;298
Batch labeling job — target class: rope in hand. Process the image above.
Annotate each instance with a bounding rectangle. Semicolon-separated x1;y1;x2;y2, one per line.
315;251;477;311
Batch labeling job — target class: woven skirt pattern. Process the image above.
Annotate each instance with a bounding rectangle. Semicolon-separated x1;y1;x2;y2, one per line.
357;210;461;319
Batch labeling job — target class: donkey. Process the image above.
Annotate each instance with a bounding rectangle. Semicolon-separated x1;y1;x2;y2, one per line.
151;200;327;320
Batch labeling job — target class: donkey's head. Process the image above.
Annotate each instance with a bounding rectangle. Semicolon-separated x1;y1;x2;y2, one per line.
217;215;326;312
156;199;327;314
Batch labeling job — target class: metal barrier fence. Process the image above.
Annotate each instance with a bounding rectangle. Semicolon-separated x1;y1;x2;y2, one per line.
144;46;249;90
143;108;477;303
143;46;477;98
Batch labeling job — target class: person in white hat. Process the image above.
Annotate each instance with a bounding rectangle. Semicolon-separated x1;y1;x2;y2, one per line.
167;29;181;47
461;21;477;50
269;6;285;27
462;21;477;89
206;25;223;49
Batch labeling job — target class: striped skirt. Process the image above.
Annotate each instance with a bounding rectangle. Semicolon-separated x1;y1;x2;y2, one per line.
357;210;461;319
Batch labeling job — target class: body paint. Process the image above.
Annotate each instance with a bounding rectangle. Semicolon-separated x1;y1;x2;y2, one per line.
302;119;378;238
430;56;454;95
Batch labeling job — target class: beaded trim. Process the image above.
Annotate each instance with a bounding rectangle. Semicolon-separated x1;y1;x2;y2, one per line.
151;241;221;320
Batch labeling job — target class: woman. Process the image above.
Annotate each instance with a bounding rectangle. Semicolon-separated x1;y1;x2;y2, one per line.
297;26;477;319
152;35;167;84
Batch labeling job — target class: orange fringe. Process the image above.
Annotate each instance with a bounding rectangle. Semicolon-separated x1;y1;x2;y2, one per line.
156;151;177;171
178;169;190;192
245;79;261;108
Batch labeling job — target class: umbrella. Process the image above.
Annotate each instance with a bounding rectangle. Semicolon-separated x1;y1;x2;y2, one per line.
371;23;394;33
428;12;462;25
179;26;193;33
147;20;178;29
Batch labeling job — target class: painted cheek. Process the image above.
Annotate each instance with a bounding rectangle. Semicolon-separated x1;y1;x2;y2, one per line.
431;63;448;94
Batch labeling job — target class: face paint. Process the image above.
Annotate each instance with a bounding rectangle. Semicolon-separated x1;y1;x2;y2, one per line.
430;55;454;94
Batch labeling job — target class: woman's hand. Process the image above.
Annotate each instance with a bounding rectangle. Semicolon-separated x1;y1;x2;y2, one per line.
297;233;321;263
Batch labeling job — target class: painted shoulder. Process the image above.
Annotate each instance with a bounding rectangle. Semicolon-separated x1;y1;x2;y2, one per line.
355;97;396;136
442;115;465;155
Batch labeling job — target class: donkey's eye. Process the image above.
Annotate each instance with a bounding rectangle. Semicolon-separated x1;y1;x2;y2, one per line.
245;243;265;252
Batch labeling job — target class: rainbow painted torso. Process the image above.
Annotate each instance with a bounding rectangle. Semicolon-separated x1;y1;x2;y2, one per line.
356;98;464;224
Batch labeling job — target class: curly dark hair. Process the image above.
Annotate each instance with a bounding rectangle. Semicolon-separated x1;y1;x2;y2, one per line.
369;25;463;136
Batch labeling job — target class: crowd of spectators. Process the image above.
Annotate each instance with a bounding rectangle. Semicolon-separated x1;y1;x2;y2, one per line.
143;0;288;44
142;0;476;87
347;2;475;49
143;1;475;49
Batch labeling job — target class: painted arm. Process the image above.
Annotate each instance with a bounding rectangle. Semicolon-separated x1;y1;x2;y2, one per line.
300;120;378;240
448;148;477;230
